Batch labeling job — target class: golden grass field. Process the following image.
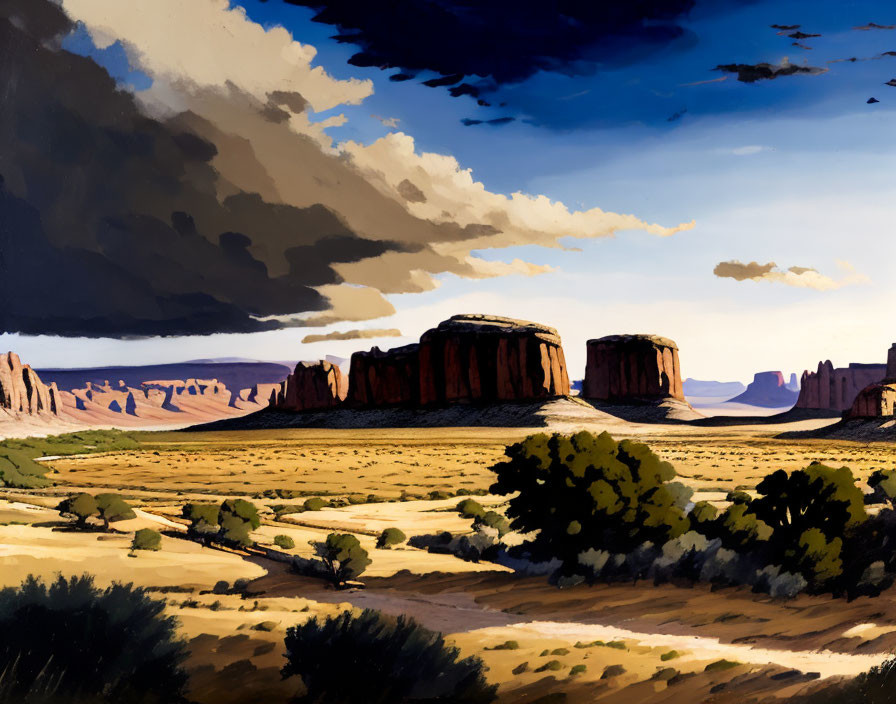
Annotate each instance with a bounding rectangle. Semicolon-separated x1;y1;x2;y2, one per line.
3;421;896;703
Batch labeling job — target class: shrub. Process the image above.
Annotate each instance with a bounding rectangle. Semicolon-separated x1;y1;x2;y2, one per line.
488;640;519;651
132;528;161;552
95;493;136;530
282;609;497;703
491;431;690;571
219;499;260;547
796;656;896;704
376;527;407;549
475;511;510;537
0;575;187;703
57;492;99;527
183;500;259;547
456;498;485;519
536;660;564;672
183;503;220;543
747;464;866;585
602;664;626;678
274;534;296;550
303;497;327;511
313;533;372;588
570;664;587;675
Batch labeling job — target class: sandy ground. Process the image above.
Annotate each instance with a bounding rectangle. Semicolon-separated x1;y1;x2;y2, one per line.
2;416;896;702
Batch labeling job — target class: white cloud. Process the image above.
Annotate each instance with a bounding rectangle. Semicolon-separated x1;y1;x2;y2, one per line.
730;145;770;156
714;260;869;291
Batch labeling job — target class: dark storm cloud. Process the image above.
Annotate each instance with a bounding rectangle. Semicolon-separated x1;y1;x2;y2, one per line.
0;0;409;337
280;0;703;98
714;62;828;82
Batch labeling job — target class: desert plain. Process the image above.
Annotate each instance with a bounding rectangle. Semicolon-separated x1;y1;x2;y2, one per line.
1;414;895;703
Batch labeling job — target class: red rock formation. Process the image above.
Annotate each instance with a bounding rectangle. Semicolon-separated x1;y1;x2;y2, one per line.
796;362;885;412
271;361;347;411
417;314;570;405
583;334;683;402
348;345;420;407
0;352;62;415
848;383;896;418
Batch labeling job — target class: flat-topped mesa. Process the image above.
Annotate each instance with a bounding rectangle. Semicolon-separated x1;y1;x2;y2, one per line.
0;351;63;416
271;360;347;412
418;314;570;405
583;334;684;402
348;345;420;407
727;371;799;408
796;361;886;411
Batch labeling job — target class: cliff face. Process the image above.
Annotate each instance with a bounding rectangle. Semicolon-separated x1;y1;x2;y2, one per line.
727;371;799;408
583;334;683;402
418;314;570;405
848;383;896;418
0;352;62;416
347;345;420;407
271;361;347;411
796;361;886;411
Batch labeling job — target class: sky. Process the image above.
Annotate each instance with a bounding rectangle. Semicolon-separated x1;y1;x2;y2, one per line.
2;0;896;382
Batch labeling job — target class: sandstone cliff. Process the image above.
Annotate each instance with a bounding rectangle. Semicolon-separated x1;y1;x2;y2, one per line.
271;361;347;411
583;334;683;402
418;314;570;405
348;345;420;407
796;361;886;412
0;352;62;416
848;383;896;418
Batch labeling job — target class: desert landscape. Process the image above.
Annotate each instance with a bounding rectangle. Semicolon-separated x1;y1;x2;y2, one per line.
3;314;896;703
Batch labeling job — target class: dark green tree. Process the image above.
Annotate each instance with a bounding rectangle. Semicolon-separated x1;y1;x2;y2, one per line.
95;493;136;531
218;499;260;547
57;493;99;528
281;609;497;703
747;464;866;587
183;503;220;544
490;431;690;569
313;533;371;588
376;527;407;549
0;575;187;703
748;464;866;544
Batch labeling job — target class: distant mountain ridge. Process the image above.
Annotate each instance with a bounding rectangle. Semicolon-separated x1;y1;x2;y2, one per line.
38;361;292;394
683;378;746;399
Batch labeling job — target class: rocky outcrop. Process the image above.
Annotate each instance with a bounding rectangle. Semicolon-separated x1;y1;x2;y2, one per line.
418;314;570;405
796;361;886;412
848;383;896;418
583;334;683;402
348;345;420;407
271;361;347;411
0;352;62;416
727;371;799;408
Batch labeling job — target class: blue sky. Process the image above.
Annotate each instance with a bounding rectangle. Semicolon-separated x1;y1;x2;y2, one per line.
4;0;896;381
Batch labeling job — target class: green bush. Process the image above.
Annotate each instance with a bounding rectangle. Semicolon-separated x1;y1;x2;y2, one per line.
95;493;136;530
274;534;296;550
536;660;564;672
602;664;626;678
183;499;259;547
313;533;372;588
132;528;162;552
747;464;866;585
570;664;587;675
0;575;187;703
282;609;497;703
456;498;486;519
303;497;327;511
490;431;690;568
376;527;407;549
476;511;511;537
57;492;99;528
